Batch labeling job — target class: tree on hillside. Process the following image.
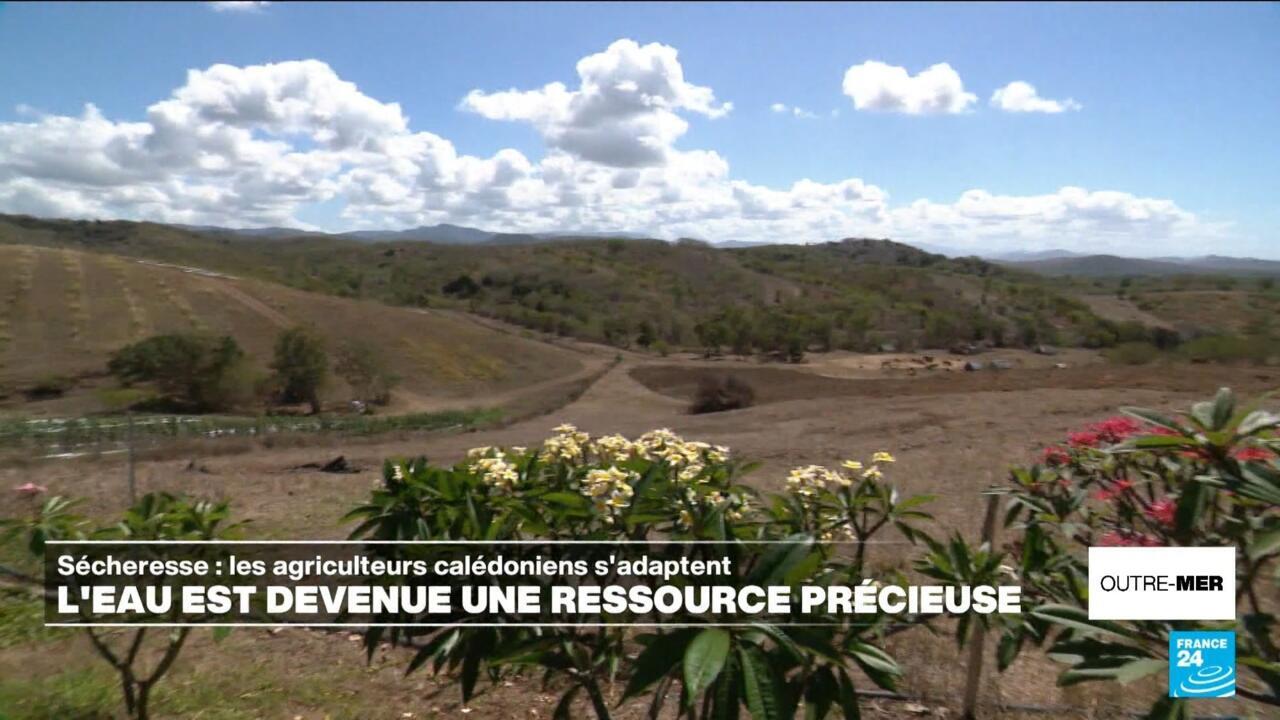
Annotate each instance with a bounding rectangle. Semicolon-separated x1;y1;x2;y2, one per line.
693;320;726;358
442;274;480;298
602;317;631;348
334;340;400;406
634;319;656;349
108;333;252;411
270;325;328;414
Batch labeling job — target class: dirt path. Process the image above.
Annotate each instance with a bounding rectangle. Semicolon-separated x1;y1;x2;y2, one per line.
11;354;1266;542
207;279;292;328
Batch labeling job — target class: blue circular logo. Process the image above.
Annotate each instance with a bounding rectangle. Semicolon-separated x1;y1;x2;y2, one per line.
1176;665;1235;696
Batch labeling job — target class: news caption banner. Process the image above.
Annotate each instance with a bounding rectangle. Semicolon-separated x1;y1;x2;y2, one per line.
45;540;1021;628
1089;547;1238;699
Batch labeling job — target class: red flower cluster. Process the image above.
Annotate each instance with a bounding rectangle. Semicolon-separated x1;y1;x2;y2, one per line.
1041;446;1071;466
1145;498;1177;527
1098;530;1162;547
1091;477;1134;502
1231;446;1274;462
1068;416;1145;448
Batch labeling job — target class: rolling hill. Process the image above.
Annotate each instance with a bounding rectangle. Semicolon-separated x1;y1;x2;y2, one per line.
0;213;1131;356
1008;254;1280;277
0;243;585;417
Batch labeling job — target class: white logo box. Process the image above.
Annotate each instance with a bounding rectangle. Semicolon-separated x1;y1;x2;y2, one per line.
1088;547;1236;620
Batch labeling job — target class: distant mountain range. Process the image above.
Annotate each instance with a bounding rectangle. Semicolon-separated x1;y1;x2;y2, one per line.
179;222;652;246
137;220;1280;276
1001;253;1280;277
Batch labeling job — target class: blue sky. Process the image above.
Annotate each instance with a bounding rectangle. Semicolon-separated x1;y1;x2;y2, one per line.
0;2;1276;256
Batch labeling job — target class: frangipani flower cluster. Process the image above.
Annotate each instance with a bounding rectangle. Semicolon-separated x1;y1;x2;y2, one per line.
450;429;907;535
580;466;637;524
786;451;896;498
543;423;591;463
468;448;520;494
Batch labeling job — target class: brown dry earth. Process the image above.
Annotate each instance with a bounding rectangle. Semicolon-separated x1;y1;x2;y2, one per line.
2;350;1275;719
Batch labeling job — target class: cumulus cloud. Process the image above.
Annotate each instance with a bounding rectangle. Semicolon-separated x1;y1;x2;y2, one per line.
460;39;731;167
0;43;1215;254
769;103;817;119
990;81;1081;113
208;2;270;12
842;61;976;114
888;187;1209;253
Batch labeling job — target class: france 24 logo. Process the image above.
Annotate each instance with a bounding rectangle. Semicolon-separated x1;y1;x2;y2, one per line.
1169;631;1235;698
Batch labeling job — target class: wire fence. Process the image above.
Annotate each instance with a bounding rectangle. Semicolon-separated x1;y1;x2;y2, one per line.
0;408;501;459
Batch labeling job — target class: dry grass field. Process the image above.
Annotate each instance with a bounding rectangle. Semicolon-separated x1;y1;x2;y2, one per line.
0;244;587;418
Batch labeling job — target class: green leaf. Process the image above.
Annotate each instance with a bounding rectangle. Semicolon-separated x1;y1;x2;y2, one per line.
684;629;731;701
835;668;861;720
1250;528;1280;560
738;645;783;720
1209;387;1235;431
1115;658;1166;684
847;642;900;691
211;626;232;643
622;629;697;701
712;647;741;720
1120;407;1184;434
996;629;1023;671
747;534;813;586
1031;605;1135;640
541;492;590;508
1239;464;1280;505
1237;409;1280;437
461;643;483;701
802;666;836;720
1132;435;1192;449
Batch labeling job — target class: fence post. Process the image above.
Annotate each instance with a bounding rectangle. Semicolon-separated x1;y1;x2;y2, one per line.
126;411;137;505
961;490;1002;719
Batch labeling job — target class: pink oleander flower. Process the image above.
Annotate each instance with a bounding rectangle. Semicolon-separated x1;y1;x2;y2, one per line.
1232;446;1273;462
13;482;46;497
1042;446;1071;466
1146;498;1177;527
1098;530;1161;547
1068;431;1100;448
1068;417;1147;449
1091;417;1143;444
1091;477;1134;502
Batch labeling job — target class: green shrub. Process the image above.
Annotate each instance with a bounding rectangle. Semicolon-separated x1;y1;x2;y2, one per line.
334;340;399;406
108;334;252;411
348;428;932;719
22;374;72;400
929;389;1280;716
270;325;329;413
3;492;240;720
1104;341;1160;365
1180;334;1278;364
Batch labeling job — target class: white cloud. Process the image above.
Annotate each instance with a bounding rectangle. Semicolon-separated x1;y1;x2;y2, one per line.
990;81;1081;113
769;103;817;119
887;187;1213;253
460;39;731;168
0;44;1218;255
208;2;270;12
842;61;976;115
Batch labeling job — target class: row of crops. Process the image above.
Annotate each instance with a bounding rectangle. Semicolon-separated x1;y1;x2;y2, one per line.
0;408;502;458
